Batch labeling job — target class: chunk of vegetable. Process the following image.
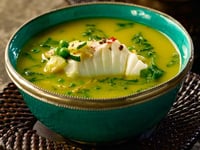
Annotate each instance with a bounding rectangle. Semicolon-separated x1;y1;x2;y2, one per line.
44;56;67;73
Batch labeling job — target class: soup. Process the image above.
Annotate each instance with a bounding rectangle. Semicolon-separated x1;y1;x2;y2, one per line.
16;18;180;98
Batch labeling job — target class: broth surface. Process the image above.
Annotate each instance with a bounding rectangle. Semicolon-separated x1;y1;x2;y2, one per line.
17;18;180;98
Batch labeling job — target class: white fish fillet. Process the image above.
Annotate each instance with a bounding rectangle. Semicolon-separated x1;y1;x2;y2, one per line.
65;39;148;77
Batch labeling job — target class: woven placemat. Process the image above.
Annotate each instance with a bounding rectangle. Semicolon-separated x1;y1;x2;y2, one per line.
0;72;200;150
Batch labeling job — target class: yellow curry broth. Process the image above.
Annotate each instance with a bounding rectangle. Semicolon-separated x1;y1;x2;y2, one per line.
16;18;180;98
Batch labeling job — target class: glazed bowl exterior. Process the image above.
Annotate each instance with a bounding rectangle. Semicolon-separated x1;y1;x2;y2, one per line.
5;2;193;143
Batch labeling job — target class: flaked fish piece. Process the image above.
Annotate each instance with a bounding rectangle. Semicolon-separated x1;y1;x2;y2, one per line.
64;38;148;77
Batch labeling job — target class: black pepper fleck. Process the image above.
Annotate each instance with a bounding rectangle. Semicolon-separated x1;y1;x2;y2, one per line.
119;45;123;50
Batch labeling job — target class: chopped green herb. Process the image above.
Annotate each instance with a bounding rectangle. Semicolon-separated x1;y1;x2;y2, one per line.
22;52;35;61
116;22;134;31
58;78;65;83
69;83;76;88
31;49;40;53
82;24;108;40
140;64;164;81
23;67;43;76
29;77;38;82
95;86;101;90
77;88;90;98
77;42;87;49
124;87;128;90
67;91;73;95
97;77;140;88
22;68;56;83
24;69;35;76
167;53;179;67
27;75;46;82
69;54;81;62
98;77;109;83
108;78;117;86
124;79;139;83
40;38;59;48
28;75;56;83
127;46;134;51
41;59;47;63
131;32;154;58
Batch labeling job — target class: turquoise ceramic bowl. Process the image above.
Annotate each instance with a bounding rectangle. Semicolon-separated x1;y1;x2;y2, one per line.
5;2;193;144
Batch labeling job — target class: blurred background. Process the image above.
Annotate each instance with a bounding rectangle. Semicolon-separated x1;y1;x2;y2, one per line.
0;0;199;149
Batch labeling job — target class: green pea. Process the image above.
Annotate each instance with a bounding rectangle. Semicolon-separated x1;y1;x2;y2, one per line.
54;47;60;55
59;40;69;48
59;47;70;58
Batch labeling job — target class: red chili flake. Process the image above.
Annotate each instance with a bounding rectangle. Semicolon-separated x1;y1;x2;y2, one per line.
107;37;116;44
110;37;116;41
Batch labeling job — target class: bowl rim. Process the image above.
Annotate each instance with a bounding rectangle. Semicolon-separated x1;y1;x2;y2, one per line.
5;2;194;110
